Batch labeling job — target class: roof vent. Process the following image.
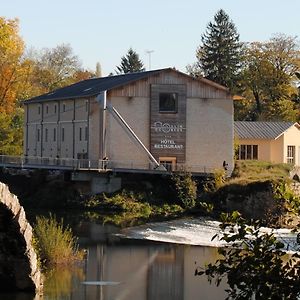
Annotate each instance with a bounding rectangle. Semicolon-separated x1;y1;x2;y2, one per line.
83;88;92;92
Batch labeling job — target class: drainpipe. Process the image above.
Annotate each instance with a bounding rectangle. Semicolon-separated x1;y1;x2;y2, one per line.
96;91;107;160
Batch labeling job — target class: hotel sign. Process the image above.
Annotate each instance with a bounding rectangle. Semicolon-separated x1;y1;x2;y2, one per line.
150;84;186;163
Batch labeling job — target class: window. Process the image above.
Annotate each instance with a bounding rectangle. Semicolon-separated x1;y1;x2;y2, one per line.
85;126;88;141
85;101;88;112
38;106;41;115
238;145;258;160
159;93;178;113
45;128;48;142
54;104;57;114
37;129;40;142
287;145;295;164
61;128;65;142
79;127;82;141
53;128;56;142
63;103;66;112
46;105;49;114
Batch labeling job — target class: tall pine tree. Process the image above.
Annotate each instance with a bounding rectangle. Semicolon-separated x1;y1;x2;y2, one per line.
116;48;145;74
195;9;242;91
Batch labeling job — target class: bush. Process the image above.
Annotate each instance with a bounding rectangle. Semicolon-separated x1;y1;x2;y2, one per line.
172;172;197;209
33;214;83;267
196;213;300;299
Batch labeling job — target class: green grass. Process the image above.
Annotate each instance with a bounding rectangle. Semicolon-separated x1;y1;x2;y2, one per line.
230;160;292;184
33;214;83;267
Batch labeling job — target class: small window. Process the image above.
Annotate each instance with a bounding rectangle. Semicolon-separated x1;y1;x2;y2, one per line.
61;128;65;142
238;144;258;160
37;129;40;142
53;128;56;142
63;103;66;112
159;93;178;113
46;105;49;114
85;126;88;141
38;106;41;115
85;101;88;112
79;127;82;141
45;128;48;142
54;104;57;114
287;145;295;164
253;145;258;159
240;145;246;160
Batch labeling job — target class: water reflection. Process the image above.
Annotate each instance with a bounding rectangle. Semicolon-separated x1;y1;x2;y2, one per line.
44;266;85;299
45;222;226;300
1;221;227;300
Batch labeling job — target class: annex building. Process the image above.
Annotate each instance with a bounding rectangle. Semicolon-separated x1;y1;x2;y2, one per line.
24;68;234;174
235;121;300;165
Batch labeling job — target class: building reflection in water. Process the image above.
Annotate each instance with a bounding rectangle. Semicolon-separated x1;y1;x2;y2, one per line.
77;222;227;300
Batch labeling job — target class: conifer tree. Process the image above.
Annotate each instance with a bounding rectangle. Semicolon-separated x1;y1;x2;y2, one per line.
195;9;242;91
116;48;145;74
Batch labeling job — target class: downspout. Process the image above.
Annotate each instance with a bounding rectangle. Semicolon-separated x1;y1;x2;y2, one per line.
41;104;43;157
25;104;29;156
96;91;107;159
87;99;90;158
72;99;75;158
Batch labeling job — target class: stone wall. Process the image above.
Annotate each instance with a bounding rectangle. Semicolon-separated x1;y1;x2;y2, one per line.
0;182;42;293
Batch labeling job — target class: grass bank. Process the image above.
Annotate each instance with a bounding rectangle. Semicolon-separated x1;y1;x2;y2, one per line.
201;161;300;227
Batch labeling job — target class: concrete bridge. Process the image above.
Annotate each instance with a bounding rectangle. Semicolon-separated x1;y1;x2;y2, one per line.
0;182;42;293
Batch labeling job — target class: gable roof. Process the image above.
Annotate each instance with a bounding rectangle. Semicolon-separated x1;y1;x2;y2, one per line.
24;68;229;104
234;121;299;140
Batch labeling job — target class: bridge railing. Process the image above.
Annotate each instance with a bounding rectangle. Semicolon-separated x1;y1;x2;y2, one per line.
0;155;215;174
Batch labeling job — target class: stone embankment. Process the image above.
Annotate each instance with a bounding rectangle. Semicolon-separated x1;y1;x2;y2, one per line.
0;182;42;293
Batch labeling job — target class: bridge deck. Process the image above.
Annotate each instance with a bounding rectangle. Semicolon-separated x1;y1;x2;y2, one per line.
0;155;213;176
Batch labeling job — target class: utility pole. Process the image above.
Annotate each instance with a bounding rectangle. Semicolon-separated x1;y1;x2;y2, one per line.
145;50;154;70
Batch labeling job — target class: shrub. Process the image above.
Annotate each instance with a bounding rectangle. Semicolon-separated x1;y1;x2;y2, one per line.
172;172;197;209
33;214;83;266
196;214;300;299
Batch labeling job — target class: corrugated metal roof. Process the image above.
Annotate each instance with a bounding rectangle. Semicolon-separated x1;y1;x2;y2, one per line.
24;69;165;103
24;68;229;104
234;121;296;140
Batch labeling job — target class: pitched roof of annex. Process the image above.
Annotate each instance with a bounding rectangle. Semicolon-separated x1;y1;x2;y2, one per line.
234;121;299;140
24;68;229;104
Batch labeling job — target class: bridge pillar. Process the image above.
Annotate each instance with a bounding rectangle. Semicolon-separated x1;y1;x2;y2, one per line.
71;172;121;194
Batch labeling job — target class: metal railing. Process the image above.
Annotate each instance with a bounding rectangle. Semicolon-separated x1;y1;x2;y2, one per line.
0;155;215;174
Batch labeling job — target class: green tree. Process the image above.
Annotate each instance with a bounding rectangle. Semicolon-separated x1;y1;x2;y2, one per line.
0;108;23;155
197;214;300;299
238;35;300;121
116;48;145;74
31;44;82;92
191;9;242;91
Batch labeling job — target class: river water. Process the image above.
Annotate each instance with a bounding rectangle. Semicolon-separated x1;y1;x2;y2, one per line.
0;217;228;300
44;220;228;300
3;217;298;300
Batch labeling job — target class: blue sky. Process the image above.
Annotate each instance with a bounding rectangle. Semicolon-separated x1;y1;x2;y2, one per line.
2;0;300;75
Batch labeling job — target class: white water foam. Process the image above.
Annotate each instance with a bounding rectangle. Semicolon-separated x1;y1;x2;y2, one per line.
120;217;300;251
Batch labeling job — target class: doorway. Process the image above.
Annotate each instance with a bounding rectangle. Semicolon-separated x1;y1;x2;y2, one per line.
159;157;177;172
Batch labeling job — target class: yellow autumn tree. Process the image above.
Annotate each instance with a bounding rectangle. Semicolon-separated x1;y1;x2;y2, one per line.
0;17;25;113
